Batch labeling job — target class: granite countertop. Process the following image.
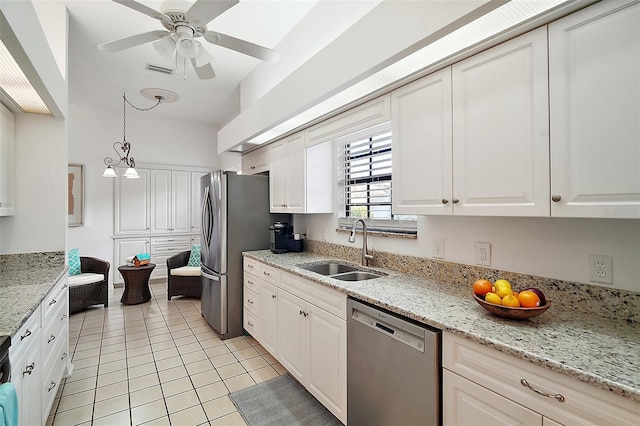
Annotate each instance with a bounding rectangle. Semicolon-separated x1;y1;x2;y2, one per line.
244;250;640;403
0;255;67;338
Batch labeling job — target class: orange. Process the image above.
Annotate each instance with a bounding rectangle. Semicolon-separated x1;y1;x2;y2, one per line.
473;279;493;296
518;290;541;308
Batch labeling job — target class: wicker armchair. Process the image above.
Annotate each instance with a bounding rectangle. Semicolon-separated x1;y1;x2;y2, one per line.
69;256;110;314
167;251;202;300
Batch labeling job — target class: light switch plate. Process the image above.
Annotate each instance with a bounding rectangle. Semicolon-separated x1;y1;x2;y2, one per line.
432;239;444;259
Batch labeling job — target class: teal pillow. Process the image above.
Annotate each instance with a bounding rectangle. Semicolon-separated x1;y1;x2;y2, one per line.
68;248;81;276
187;244;201;266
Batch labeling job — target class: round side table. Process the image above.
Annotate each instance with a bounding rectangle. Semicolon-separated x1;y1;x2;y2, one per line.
118;263;156;305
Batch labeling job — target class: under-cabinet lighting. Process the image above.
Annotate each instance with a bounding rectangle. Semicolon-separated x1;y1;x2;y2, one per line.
0;39;51;115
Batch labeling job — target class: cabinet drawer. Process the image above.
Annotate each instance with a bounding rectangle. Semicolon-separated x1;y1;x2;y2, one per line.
244;288;259;315
244;273;261;294
151;235;191;246
244;257;262;275
243;309;259;338
42;337;68;419
260;264;279;285
280;272;346;320
42;278;67;322
443;332;640;425
9;305;41;364
42;297;68;366
152;244;190;256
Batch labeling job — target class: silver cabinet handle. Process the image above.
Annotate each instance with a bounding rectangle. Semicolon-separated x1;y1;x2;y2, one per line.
247;280;254;285
248;320;255;327
442;199;449;204
263;271;271;276
49;298;57;306
520;379;565;402
248;299;254;305
23;362;35;376
299;310;309;317
20;329;32;340
48;381;56;392
452;199;460;204
48;334;56;344
272;294;276;299
61;352;68;360
61;314;67;321
551;195;561;202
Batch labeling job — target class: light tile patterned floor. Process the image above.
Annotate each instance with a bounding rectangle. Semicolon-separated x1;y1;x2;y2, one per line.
48;281;287;426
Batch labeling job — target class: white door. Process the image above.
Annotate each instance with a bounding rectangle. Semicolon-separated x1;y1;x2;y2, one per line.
443;370;542;426
114;238;150;283
269;140;287;212
452;26;550;217
191;172;205;235
305;304;347;424
259;281;279;355
114;168;151;235
171;171;191;233
276;289;306;382
151;170;171;233
284;133;306;213
392;67;453;215
549;0;640;218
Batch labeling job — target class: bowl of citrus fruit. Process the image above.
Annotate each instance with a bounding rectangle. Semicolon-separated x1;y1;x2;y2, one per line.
472;279;550;319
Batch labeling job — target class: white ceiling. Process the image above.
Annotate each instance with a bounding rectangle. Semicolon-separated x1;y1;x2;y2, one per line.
65;0;353;127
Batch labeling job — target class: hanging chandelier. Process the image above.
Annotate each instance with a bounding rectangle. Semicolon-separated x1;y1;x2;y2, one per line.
102;89;178;178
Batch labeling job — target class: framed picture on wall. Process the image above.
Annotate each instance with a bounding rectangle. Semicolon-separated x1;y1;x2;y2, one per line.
68;164;84;226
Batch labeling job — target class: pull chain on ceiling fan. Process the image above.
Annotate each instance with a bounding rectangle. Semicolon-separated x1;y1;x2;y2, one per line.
98;0;280;80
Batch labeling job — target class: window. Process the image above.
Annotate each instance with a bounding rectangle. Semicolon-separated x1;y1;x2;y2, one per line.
337;124;416;234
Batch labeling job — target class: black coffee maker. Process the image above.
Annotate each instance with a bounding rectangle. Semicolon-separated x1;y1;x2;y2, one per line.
269;222;304;253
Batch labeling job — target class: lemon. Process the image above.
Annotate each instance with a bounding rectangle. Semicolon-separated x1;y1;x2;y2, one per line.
494;279;511;290
484;292;502;305
495;286;513;298
502;294;520;307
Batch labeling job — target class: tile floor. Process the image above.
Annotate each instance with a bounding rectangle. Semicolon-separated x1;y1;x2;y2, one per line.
48;281;287;426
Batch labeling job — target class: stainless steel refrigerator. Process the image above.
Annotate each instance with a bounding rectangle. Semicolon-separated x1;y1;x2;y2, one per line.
200;171;284;340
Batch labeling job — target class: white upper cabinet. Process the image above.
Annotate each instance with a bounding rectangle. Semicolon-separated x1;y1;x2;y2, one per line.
392;67;453;215
452;26;550;217
114;168;151;235
150;170;190;233
0;102;15;216
549;0;640;219
242;146;269;175
190;171;205;234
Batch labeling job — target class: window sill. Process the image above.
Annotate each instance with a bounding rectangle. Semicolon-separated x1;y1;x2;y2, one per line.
335;228;417;240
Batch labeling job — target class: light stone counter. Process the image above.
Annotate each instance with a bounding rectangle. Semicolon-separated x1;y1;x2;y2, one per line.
244;249;640;404
0;252;67;337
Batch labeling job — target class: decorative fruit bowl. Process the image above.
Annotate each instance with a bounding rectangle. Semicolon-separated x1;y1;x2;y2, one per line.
473;294;551;319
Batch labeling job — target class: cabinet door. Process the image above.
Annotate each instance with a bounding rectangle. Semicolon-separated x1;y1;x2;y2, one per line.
452;27;550;217
269;140;287;212
114;238;150;283
260;281;279;355
305;304;347;424
11;330;42;426
114;168;151;234
392;67;453;215
277;289;306;382
284;133;305;213
171;171;191;233
151;170;171;233
549;0;640;218
0;102;15;216
191;172;205;235
443;369;542;426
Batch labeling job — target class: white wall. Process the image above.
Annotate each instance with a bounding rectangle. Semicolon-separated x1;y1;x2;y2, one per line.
294;213;640;293
66;103;238;269
0;114;67;253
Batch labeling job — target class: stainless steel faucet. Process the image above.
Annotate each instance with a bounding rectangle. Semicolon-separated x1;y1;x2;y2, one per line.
348;219;374;267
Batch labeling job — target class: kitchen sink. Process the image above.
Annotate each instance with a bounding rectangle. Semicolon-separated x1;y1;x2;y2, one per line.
298;262;358;275
297;262;384;281
332;271;382;281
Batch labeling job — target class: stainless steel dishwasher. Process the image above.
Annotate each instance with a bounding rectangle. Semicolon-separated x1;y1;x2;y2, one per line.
347;298;441;425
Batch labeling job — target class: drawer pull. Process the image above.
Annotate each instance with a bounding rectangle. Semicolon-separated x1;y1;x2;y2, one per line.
48;381;57;392
247;264;254;268
263;271;271;276
61;352;68;360
272;294;276;299
247;280;254;285
61;314;67;321
299;310;308;317
248;299;254;304
48;334;56;344
20;329;32;340
248;321;254;327
49;298;57;306
63;284;68;288
520;379;565;402
23;363;35;376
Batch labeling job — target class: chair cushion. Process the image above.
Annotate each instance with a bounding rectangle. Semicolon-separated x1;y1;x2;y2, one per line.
68;273;105;286
170;266;201;277
68;248;81;276
187;244;201;267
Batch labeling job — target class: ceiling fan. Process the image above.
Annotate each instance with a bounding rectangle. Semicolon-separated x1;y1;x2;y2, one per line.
98;0;280;80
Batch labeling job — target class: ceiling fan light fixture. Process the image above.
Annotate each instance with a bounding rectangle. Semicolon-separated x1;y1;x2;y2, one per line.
153;35;177;60
194;42;213;67
176;26;199;58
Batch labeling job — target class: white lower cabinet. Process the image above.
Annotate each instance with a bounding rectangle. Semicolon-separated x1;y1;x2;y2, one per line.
443;332;640;426
243;258;347;424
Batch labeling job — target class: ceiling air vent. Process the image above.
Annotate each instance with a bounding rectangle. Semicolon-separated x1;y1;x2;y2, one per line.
146;64;174;75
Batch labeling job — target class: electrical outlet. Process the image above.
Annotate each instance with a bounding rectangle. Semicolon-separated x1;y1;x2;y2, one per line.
432;239;444;259
589;255;613;284
475;242;491;266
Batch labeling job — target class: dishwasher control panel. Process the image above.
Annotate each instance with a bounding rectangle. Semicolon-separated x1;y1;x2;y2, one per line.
352;308;425;352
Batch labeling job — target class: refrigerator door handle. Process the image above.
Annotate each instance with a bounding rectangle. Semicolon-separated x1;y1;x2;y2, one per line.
202;271;220;281
201;185;212;250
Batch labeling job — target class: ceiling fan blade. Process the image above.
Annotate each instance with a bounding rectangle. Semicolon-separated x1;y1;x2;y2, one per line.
112;0;172;24
188;0;238;25
191;59;216;80
99;30;170;52
204;31;280;63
